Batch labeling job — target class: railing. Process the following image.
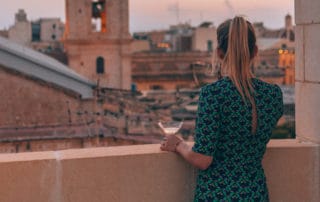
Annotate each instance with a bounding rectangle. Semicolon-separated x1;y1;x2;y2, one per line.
0;139;319;202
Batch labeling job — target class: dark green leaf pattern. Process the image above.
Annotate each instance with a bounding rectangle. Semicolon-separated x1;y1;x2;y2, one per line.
192;77;283;202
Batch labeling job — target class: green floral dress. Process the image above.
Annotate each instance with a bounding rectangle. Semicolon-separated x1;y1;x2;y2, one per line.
192;77;283;202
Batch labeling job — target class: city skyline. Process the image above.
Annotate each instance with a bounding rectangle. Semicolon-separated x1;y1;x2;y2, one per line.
0;0;294;33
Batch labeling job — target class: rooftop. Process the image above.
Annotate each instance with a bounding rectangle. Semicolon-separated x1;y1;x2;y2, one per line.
0;36;95;98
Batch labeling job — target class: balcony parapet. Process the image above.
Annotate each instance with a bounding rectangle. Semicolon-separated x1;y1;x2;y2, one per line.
0;139;318;202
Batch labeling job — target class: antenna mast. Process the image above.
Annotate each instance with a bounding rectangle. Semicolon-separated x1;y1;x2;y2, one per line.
168;1;180;24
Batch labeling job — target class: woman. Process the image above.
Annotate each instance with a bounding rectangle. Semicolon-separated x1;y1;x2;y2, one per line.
160;16;283;201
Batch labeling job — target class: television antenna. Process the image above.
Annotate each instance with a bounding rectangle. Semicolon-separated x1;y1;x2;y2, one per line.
168;1;206;24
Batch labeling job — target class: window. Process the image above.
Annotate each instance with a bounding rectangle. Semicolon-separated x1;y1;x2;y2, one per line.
31;22;41;42
207;40;213;52
92;0;107;32
150;85;163;90
281;43;287;49
51;34;56;40
52;24;56;29
96;57;105;74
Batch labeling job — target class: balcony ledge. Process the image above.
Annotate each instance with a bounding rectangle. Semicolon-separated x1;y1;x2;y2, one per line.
0;139;319;202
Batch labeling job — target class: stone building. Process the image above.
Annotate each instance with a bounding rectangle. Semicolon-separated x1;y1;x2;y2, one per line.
0;36;95;128
7;9;65;53
253;14;296;85
63;0;132;89
8;9;32;46
0;35;164;153
132;51;215;91
254;14;295;42
30;18;65;52
0;0;166;153
192;22;217;52
278;40;295;85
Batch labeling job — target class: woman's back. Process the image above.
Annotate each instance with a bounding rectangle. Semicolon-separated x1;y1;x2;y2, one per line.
160;16;284;202
193;77;283;201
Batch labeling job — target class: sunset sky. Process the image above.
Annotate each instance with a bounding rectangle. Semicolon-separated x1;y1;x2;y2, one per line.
0;0;294;32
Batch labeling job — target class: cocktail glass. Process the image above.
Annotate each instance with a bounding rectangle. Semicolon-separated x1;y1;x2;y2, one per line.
158;121;183;136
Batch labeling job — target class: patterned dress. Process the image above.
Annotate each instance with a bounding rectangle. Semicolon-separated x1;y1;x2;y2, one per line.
192;77;283;202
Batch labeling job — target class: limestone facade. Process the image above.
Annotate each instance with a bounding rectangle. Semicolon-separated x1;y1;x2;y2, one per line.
7;10;65;53
295;0;320;144
37;18;64;43
132;51;215;90
192;26;217;52
64;0;132;89
8;9;32;46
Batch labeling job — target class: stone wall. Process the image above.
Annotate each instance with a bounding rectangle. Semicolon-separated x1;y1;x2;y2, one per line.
295;0;320;144
8;20;31;46
0;66;92;127
0;136;144;154
192;27;217;52
40;19;64;42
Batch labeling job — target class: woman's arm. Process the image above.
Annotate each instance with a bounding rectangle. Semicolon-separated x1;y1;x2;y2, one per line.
176;141;213;170
160;135;213;170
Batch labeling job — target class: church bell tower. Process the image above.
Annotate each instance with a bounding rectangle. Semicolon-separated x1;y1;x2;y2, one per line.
64;0;132;89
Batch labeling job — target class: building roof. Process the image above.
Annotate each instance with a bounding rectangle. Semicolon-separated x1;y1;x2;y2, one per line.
271;38;295;50
257;38;282;50
0;36;95;98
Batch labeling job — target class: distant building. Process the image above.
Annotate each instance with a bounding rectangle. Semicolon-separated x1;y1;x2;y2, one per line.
132;22;217;53
30;18;65;52
63;0;132;89
8;9;32;46
7;9;65;52
192;22;217;52
253;14;295;42
278;41;295;85
0;36;164;153
253;14;295;85
169;23;193;52
0;36;95;129
131;22;218;90
0;30;8;38
132;51;214;91
131;39;150;53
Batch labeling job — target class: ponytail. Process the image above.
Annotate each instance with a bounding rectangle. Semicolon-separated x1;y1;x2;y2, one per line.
218;16;258;134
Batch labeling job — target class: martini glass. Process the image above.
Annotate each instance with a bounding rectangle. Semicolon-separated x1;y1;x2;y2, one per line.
158;121;183;136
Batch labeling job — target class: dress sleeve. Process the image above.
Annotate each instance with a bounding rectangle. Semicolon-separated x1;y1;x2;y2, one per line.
192;86;220;156
274;85;284;121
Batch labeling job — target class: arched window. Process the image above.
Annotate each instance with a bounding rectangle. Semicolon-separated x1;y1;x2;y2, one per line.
92;0;107;32
96;57;105;74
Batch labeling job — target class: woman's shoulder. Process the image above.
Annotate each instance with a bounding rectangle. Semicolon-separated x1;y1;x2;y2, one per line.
252;78;282;94
199;77;233;99
201;77;236;93
201;77;282;96
201;78;228;92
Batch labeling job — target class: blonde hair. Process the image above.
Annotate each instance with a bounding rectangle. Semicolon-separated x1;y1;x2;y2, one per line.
217;16;257;134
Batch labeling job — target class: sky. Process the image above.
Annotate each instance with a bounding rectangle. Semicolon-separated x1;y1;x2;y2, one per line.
0;0;294;33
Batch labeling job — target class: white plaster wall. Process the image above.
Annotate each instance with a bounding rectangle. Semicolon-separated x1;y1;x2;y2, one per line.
8;21;32;46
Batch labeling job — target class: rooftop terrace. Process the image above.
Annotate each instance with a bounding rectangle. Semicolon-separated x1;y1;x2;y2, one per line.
0;0;319;201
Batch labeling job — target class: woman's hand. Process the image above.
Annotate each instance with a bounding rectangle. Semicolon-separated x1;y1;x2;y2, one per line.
160;135;183;152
